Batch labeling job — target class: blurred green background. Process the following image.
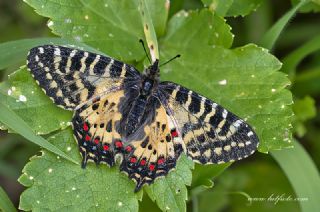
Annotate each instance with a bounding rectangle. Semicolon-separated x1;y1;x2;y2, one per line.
0;0;319;211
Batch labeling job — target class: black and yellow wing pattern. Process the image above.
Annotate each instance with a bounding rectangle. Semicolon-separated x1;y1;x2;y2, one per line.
27;45;259;192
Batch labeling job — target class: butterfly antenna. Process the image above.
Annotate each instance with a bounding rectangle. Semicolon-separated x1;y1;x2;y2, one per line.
139;39;151;64
159;54;181;67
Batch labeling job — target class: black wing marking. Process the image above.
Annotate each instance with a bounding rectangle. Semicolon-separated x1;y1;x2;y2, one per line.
27;45;141;110
159;81;259;164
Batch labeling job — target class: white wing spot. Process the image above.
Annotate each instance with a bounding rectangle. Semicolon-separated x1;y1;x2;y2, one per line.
247;131;254;136
38;47;44;54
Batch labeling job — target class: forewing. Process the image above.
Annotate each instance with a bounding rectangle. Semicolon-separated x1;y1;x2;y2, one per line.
27;45;140;110
120;103;184;192
159;82;259;164
72;90;126;168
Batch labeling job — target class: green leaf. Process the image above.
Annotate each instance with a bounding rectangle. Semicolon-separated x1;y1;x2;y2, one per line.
24;0;168;62
282;35;320;79
191;163;230;188
145;155;193;212
0;67;72;134
160;9;293;152
271;140;320;212
202;0;263;17
19;128;140;212
0;186;16;212
0;97;77;164
0;38;104;70
291;0;320;13
259;0;307;50
293;96;316;122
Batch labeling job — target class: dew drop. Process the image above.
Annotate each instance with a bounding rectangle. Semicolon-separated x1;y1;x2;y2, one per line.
218;79;227;85
47;21;54;27
19;95;27;102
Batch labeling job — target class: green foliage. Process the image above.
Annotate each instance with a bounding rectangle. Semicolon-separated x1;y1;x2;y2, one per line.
19;129;140;211
293;96;316;137
202;0;263;17
259;0;307;50
0;186;16;212
0;67;71;134
271;141;320;212
0;38;103;70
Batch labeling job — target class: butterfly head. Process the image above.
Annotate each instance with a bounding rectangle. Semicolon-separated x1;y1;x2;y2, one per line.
143;59;160;79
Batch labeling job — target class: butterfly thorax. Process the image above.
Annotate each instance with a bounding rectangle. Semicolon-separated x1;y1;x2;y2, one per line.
119;60;161;138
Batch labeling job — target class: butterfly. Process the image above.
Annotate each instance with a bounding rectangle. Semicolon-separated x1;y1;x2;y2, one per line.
26;45;259;192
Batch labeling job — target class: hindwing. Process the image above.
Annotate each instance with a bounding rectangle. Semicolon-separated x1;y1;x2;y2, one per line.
119;102;185;191
159;82;259;164
72;90;125;167
27;45;140;110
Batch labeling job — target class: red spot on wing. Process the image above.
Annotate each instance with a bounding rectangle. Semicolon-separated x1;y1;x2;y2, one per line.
140;159;146;166
171;129;178;137
125;146;132;152
115;140;123;148
94;138;99;144
83;123;89;131
157;158;165;165
130;157;137;163
149;164;155;171
85;135;91;141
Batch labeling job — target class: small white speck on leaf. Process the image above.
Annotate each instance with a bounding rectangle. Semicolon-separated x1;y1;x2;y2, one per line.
108;33;114;37
218;79;227;85
64;18;72;23
19;95;27;102
11;86;16;91
271;88;276;92
215;32;219;37
48;168;53;173
166;206;170;210
118;201;123;207
47;21;54;27
281;104;285;109
29;176;34;180
258;105;262;109
72;187;76;191
7;89;12;95
84;15;89;20
36;200;40;204
104;3;108;7
84;33;89;37
67;147;72;151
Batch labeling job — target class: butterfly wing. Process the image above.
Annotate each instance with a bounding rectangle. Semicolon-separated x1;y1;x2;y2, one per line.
119;98;185;191
159;82;259;164
27;45;140;110
72;90;127;168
